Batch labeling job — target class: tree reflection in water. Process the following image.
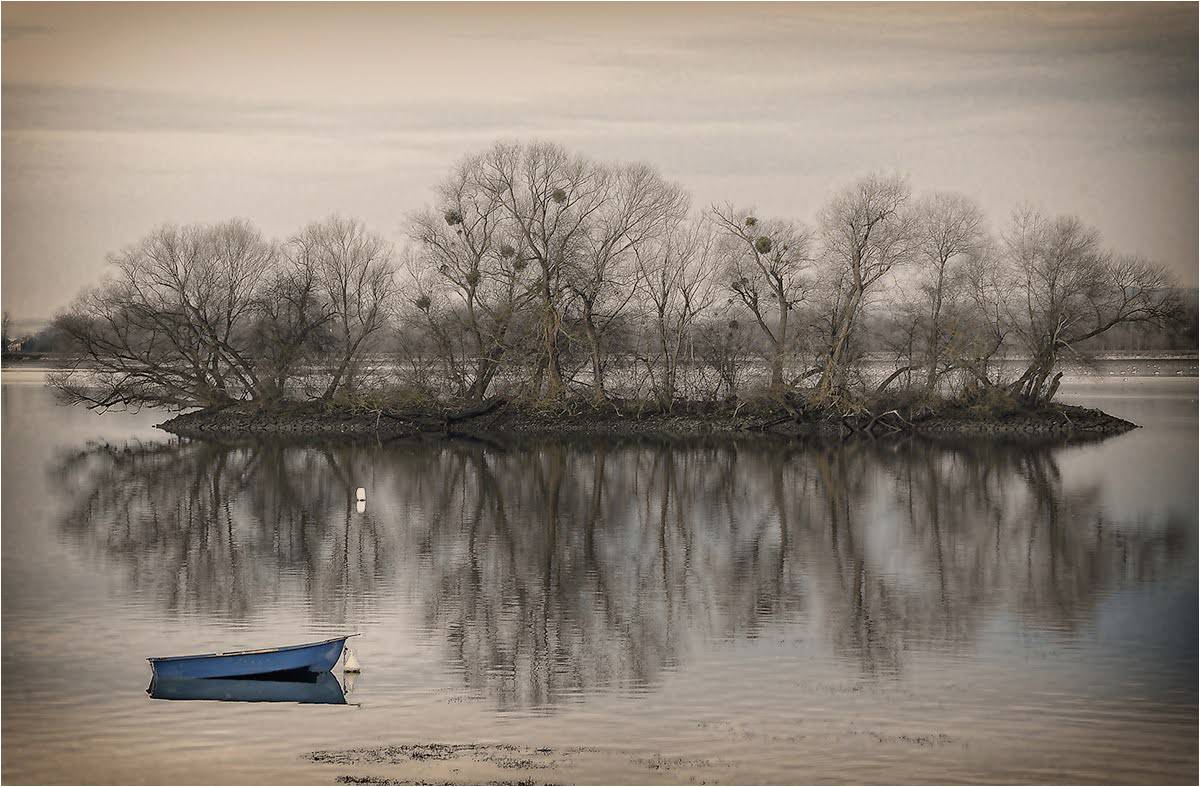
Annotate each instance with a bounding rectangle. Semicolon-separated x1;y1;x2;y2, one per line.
56;434;1186;708
55;438;397;624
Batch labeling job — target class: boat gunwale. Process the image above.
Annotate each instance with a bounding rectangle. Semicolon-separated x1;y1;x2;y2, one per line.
147;634;360;664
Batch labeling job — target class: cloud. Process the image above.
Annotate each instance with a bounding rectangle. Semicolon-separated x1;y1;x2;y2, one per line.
1;2;1196;322
1;83;540;139
1;24;53;43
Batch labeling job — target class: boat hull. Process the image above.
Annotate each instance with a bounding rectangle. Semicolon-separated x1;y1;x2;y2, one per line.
148;636;352;679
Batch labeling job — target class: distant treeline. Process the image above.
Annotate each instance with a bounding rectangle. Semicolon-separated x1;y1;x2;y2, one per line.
42;141;1192;414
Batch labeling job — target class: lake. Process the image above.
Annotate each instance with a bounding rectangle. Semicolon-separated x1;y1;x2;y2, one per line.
2;368;1196;784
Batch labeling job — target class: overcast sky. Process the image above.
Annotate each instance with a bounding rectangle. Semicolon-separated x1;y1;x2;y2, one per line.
2;1;1196;323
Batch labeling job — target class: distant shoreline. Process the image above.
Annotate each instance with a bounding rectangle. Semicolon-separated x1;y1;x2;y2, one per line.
0;354;1172;441
0;352;52;363
6;349;1198;364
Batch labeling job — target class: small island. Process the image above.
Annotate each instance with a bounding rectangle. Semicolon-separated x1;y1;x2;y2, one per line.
155;394;1138;443
39;142;1189;443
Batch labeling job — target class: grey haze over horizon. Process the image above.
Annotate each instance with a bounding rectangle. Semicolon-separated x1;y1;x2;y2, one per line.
2;1;1197;323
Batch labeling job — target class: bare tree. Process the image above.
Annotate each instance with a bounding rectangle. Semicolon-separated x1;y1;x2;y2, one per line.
408;155;535;400
51;220;276;409
249;250;335;405
815;173;914;402
570;162;689;403
691;309;756;401
291;216;398;401
710;205;814;389
633;215;717;406
946;237;1013;392
468;143;605;400
1002;208;1181;405
910;191;987;393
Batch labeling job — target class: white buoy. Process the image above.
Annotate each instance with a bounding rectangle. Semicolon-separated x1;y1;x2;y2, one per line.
356;500;366;514
343;645;361;673
355;487;366;501
342;670;358;695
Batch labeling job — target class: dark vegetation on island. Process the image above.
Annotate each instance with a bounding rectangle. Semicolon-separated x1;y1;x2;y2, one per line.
31;141;1191;439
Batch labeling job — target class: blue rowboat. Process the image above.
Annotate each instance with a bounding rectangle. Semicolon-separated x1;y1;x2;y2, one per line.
147;672;347;704
147;635;359;679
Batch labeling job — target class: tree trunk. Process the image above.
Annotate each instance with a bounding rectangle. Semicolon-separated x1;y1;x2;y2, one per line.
469;354;498;402
817;290;862;401
538;305;565;400
925;323;941;393
1011;347;1056;406
769;351;784;389
582;307;606;404
875;365;921;396
1043;371;1063;404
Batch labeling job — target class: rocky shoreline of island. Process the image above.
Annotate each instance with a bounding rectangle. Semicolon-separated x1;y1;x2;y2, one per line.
155;398;1138;443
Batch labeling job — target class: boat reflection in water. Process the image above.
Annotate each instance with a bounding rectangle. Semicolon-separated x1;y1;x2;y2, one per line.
147;670;348;705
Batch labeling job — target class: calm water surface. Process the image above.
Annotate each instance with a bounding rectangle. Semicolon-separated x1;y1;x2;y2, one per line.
2;368;1196;784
